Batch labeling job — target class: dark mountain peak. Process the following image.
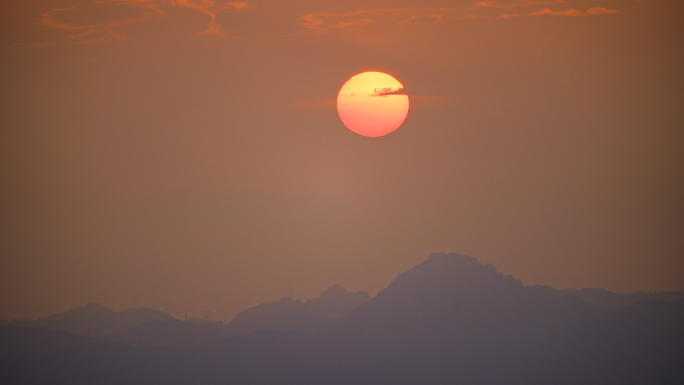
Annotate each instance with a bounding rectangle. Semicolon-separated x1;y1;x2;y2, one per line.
313;284;369;304
61;302;114;317
307;285;370;319
427;252;477;263
120;306;171;317
227;285;370;338
422;252;507;278
232;285;369;325
340;253;600;347
318;284;347;296
279;297;303;304
384;253;521;297
84;302;108;309
231;299;305;324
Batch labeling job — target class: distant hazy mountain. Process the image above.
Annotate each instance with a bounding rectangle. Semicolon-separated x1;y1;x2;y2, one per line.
1;253;682;384
563;287;684;312
8;302;173;337
232;285;370;323
227;285;370;335
340;253;602;351
103;285;369;346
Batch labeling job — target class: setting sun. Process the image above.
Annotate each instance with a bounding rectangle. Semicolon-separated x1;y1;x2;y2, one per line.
337;71;409;137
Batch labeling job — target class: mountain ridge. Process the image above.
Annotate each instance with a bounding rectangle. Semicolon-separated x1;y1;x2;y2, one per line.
0;253;682;384
340;253;602;348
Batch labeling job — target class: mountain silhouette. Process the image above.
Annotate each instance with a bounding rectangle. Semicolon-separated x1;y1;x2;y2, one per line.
103;285;368;346
8;302;172;337
226;285;370;336
0;253;682;384
233;284;370;323
340;253;602;352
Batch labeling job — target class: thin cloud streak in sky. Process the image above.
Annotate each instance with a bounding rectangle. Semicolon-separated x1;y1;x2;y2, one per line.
21;0;255;46
371;87;405;97
172;1;255;36
38;5;162;31
398;14;444;26
16;0;618;47
299;0;570;32
330;19;376;30
529;7;618;16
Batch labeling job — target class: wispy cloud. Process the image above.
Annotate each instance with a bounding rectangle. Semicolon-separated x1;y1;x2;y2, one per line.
14;3;161;47
585;7;618;15
19;0;256;47
16;0;620;48
171;1;255;36
372;87;405;97
330;19;376;30
300;0;566;32
38;5;161;32
471;0;564;9
529;7;617;16
398;14;443;26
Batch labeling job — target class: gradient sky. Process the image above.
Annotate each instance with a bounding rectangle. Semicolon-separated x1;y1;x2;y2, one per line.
1;0;682;321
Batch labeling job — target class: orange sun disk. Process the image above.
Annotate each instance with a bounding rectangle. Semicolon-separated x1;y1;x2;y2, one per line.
337;71;409;137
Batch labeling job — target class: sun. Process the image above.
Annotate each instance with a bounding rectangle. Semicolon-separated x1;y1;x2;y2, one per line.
336;71;409;137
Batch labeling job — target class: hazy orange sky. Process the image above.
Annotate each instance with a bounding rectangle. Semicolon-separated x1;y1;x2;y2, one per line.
1;0;682;320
